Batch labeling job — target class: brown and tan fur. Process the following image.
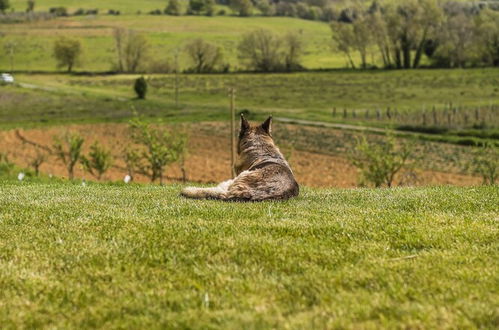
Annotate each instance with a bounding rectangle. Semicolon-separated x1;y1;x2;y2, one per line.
181;115;299;201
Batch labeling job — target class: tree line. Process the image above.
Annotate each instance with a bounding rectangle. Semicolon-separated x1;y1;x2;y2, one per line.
52;28;305;73
332;0;499;68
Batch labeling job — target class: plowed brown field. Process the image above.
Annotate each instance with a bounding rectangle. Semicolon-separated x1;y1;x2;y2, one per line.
1;123;480;187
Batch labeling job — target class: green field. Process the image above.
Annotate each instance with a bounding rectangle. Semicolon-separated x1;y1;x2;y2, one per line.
0;180;497;328
2;69;498;130
0;15;342;72
9;0;187;14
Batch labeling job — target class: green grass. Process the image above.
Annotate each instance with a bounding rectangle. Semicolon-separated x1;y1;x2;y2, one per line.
0;180;497;328
2;69;498;129
9;0;181;14
0;15;341;72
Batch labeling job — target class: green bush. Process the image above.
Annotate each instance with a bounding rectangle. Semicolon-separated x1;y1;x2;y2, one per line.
468;142;498;185
134;76;147;99
127;115;187;184
349;134;413;188
81;142;113;180
52;132;85;180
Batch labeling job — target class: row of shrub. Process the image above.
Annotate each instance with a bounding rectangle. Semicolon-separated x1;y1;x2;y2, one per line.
49;7;120;17
5;115;188;184
51;29;305;74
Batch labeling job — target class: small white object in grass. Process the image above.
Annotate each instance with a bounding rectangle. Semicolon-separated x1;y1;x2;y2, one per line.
49;174;53;178
203;293;209;308
82;179;87;187
124;175;131;183
18;172;25;181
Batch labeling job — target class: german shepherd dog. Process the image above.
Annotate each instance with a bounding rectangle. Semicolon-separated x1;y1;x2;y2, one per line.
181;115;299;201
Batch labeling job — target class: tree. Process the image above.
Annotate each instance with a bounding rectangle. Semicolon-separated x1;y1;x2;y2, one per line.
238;29;283;72
27;0;35;12
230;0;253;17
113;28;149;73
256;0;274;17
283;32;304;71
187;0;204;15
128;116;188;185
165;0;182;15
331;22;357;68
433;12;476;68
123;146;141;182
185;38;223;73
0;0;10;14
134;76;148;99
471;8;499;67
81;142;113;180
347;10;372;69
382;0;443;69
53;37;82;73
52;132;84;180
349;134;413;188
0;153;14;176
204;0;215;16
29;150;46;176
468;142;498;185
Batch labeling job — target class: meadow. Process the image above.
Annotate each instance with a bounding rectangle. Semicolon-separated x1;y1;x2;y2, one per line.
8;0;176;14
0;180;497;328
3;69;498;127
0;15;340;72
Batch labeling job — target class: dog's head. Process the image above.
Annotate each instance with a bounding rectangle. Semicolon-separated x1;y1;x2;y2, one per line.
238;114;274;155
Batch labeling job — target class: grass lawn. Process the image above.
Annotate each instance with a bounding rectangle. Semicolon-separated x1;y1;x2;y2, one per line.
0;180;497;328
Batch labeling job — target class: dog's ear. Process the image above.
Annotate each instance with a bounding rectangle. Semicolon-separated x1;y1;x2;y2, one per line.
240;113;250;134
261;116;272;135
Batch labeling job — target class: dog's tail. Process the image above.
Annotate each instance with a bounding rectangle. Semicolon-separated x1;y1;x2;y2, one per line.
180;180;232;200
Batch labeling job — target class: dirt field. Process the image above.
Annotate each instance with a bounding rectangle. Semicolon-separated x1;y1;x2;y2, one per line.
0;123;480;187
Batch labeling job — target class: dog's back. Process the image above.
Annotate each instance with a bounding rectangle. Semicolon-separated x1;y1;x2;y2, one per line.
181;115;299;201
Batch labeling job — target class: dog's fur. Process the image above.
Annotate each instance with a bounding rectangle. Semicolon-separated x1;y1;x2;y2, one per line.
181;115;299;201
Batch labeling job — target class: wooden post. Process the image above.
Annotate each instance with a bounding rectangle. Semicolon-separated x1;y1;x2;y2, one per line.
229;88;236;178
174;49;179;108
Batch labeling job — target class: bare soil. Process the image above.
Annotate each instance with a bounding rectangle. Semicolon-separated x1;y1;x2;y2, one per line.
0;123;480;187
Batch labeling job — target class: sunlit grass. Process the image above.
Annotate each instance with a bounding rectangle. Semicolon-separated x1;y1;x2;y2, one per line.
0;180;497;328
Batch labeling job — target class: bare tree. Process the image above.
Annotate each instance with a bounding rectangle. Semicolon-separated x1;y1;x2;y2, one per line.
113;28;149;73
283;32;304;71
238;29;283;72
331;22;356;68
52;132;85;180
185;38;224;73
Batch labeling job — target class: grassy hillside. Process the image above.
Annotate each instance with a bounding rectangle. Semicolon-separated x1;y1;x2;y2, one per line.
9;0;178;14
0;180;497;328
2;69;498;129
0;15;339;71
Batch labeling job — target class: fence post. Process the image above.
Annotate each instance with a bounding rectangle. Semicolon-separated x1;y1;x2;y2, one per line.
174;49;180;108
229;88;236;178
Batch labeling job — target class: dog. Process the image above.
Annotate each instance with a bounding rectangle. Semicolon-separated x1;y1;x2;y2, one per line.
181;115;299;201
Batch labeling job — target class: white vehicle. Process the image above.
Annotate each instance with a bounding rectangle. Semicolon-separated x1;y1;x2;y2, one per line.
0;73;14;84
